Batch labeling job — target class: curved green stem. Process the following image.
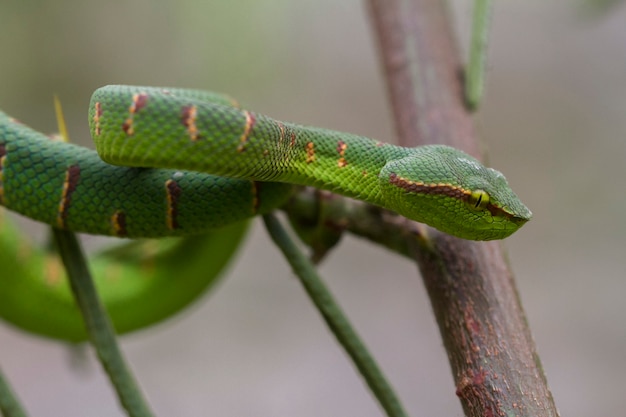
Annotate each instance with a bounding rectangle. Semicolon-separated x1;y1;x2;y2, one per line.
51;228;154;417
0;367;28;417
262;213;408;417
465;0;492;110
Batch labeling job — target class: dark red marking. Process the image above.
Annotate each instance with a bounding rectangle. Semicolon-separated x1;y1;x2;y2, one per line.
305;141;315;164
290;131;296;147
180;105;199;141
112;211;128;237
58;164;81;227
388;173;468;200
0;144;6;204
122;93;149;135
122;120;132;135
276;121;285;145
337;140;348;167
336;140;346;154
166;179;182;230
93;102;103;135
64;165;81;200
133;93;149;112
251;181;261;213
181;105;195;127
237;111;257;152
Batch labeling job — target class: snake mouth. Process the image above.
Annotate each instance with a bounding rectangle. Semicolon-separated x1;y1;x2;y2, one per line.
514;206;533;222
487;203;532;223
511;215;530;227
487;190;532;219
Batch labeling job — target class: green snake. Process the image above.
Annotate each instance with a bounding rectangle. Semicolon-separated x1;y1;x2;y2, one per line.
0;85;531;341
0;213;248;342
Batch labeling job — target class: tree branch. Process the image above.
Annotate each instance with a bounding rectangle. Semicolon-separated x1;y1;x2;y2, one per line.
365;1;559;416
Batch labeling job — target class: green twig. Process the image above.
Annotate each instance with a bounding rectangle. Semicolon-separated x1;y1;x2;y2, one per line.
51;228;154;417
284;188;421;259
465;0;492;110
0;367;28;417
262;214;408;417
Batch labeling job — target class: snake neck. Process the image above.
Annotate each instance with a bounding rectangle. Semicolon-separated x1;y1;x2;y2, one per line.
250;120;413;207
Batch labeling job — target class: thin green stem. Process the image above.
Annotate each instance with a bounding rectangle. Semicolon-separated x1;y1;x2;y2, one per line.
284;189;421;259
465;0;492;110
0;367;28;417
262;214;408;417
51;228;154;417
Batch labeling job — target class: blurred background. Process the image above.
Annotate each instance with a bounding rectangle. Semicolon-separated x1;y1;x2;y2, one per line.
1;0;625;416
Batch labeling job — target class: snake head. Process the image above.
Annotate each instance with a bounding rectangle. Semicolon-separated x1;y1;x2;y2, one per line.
379;145;532;240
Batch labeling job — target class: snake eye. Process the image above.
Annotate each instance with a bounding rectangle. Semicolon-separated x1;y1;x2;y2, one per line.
467;189;490;211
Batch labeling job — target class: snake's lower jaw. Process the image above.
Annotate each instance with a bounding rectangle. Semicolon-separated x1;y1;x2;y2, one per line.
493;217;531;240
512;215;531;227
508;206;532;230
458;213;531;241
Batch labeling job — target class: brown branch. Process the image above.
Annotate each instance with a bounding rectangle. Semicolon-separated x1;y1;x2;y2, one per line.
365;1;560;416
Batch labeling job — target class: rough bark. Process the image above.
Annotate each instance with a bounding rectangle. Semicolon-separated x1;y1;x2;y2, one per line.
366;1;560;416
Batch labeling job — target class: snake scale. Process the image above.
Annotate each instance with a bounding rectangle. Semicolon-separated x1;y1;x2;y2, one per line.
0;85;531;341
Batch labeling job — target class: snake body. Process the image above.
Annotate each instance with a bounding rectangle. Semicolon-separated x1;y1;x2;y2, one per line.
0;101;291;239
90;85;531;241
0;214;247;342
0;95;262;341
0;85;531;341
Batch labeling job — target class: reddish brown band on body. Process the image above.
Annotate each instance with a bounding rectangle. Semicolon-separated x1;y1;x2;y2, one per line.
251;181;260;214
111;210;128;237
337;140;348;168
131;93;149;112
276;121;285;146
122;93;149;135
57;165;81;228
289;131;296;148
0;144;6;204
165;179;182;230
93;102;103;136
237;111;256;153
306;141;315;164
181;105;199;141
